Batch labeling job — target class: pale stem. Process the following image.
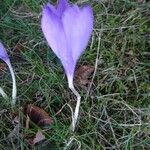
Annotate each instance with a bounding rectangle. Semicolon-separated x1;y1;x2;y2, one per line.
68;75;81;132
6;60;17;105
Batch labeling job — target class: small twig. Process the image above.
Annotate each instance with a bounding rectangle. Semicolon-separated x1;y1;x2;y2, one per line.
86;31;102;99
55;103;68;115
64;136;81;150
107;117;120;149
25;115;30;129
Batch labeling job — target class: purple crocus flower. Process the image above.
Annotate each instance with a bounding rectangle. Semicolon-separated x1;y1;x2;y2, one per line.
41;0;93;131
0;41;17;105
41;0;93;88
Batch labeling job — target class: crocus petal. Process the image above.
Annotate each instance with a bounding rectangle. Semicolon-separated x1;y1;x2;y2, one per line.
0;42;9;62
41;4;75;76
57;0;69;16
62;5;93;62
46;3;58;16
41;2;93;87
41;5;67;58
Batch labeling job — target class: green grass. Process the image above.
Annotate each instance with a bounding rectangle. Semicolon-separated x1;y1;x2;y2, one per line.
0;0;150;149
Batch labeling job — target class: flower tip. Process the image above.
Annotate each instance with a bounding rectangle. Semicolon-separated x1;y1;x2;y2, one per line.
83;5;93;19
42;3;50;12
42;2;59;18
0;41;9;62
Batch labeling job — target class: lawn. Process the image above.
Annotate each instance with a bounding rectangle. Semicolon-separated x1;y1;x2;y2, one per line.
0;0;150;149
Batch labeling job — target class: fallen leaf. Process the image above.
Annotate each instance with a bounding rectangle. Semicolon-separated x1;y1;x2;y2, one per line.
75;65;94;87
0;63;7;72
27;130;45;146
24;104;53;128
13;115;19;124
33;131;45;144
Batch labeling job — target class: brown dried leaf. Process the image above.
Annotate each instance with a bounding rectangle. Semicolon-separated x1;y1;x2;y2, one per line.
24;104;53;128
75;65;94;87
27;131;45;146
0;63;7;72
33;131;45;144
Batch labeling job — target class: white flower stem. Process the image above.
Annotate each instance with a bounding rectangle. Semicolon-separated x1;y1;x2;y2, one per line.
6;60;17;105
68;76;81;132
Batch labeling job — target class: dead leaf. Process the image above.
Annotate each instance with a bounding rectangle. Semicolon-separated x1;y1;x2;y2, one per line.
24;104;53;128
27;130;45;146
0;63;7;72
75;65;94;87
13;115;19;124
33;131;45;144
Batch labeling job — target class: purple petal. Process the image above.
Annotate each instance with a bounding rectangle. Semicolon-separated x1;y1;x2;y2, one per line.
41;2;93;87
41;5;67;58
0;42;9;62
46;3;58;16
57;0;69;16
41;4;75;76
62;5;93;62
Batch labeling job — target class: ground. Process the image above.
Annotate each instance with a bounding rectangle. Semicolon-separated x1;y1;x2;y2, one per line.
0;0;150;150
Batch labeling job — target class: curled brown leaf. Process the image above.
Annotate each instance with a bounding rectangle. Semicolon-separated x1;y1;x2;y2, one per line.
24;104;53;128
75;65;94;87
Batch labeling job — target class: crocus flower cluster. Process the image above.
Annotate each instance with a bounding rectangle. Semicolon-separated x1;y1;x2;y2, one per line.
41;0;93;131
0;42;17;105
